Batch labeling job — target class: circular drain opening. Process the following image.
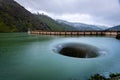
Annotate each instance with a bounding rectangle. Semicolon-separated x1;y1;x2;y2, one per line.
53;43;103;58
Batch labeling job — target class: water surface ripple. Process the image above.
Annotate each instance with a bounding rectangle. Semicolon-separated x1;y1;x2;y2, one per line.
0;33;120;80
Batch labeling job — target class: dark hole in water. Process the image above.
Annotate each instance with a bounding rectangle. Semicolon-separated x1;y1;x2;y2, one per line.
53;43;101;58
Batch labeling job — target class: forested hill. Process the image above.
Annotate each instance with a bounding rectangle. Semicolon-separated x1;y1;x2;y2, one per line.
0;0;49;32
36;14;76;31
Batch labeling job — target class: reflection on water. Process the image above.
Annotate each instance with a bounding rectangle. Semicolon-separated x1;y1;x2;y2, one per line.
0;33;120;80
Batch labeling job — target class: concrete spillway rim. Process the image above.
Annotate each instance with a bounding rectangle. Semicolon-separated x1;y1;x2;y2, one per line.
52;42;107;59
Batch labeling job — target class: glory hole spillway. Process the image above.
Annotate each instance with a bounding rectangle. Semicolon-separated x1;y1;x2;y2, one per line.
53;43;102;58
0;33;120;80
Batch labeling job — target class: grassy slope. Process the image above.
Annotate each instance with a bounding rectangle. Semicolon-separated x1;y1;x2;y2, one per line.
36;14;76;31
0;0;49;32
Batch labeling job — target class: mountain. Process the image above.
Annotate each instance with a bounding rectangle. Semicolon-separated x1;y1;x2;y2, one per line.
0;0;77;32
57;19;108;31
107;25;120;31
35;14;76;31
95;25;108;30
0;0;52;32
0;0;109;32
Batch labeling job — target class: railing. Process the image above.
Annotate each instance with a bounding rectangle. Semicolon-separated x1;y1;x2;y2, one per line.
28;30;120;37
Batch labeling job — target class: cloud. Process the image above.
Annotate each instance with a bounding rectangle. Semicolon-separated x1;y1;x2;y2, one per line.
46;12;95;25
15;0;120;26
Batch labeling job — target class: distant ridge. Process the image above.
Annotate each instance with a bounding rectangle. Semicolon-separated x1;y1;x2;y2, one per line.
35;14;76;31
107;25;120;31
56;19;108;31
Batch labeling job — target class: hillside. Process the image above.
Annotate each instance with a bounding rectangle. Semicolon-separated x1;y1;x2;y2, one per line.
0;0;78;32
35;14;76;31
0;0;48;32
107;25;120;31
57;20;108;31
0;0;110;32
0;0;50;32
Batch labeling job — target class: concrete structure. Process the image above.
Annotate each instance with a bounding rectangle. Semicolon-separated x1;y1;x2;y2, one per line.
28;30;120;37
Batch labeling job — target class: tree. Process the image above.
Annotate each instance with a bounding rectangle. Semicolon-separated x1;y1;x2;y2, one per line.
0;22;10;32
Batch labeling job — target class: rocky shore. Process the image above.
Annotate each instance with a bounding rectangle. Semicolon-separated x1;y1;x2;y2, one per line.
116;34;120;39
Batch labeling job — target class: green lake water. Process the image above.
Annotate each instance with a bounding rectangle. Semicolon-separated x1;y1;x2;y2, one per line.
0;33;120;80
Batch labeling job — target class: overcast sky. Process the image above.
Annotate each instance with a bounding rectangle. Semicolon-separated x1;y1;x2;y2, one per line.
15;0;120;27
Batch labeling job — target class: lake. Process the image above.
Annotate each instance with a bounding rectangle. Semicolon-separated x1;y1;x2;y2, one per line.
0;33;120;80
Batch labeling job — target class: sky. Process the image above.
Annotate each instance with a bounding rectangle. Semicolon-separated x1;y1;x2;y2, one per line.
15;0;120;27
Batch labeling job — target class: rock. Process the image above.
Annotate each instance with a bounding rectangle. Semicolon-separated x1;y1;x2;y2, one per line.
116;34;120;39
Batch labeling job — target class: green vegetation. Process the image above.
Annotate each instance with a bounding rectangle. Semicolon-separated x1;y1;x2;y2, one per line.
0;22;11;32
0;0;75;32
0;0;49;32
88;73;120;80
36;14;76;31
